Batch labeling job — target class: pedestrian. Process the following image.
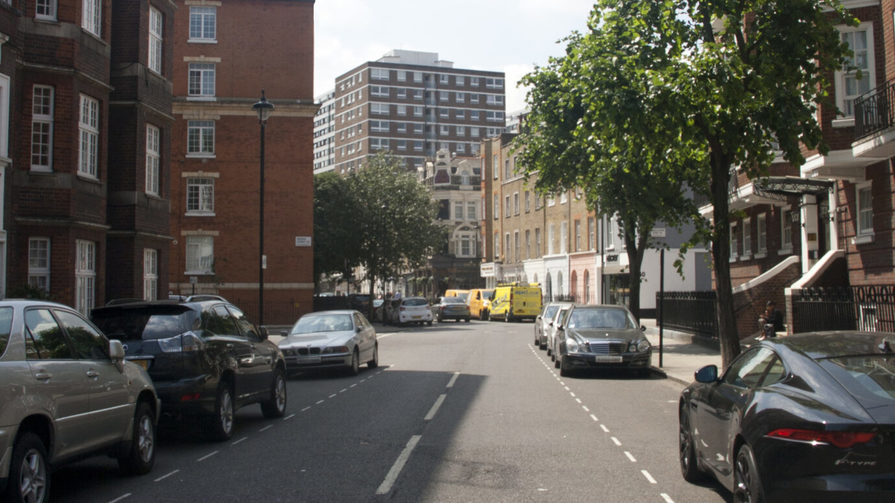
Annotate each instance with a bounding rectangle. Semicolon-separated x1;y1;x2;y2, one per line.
757;300;784;340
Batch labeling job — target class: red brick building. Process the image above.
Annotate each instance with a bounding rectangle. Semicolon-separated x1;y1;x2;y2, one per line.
168;0;316;324
8;0;176;313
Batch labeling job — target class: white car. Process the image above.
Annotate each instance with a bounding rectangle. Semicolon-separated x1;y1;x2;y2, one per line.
396;297;433;326
278;310;378;376
547;304;574;359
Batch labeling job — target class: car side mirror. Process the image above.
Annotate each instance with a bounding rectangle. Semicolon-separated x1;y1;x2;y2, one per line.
641;325;646;332
109;339;125;371
258;327;269;341
694;365;719;383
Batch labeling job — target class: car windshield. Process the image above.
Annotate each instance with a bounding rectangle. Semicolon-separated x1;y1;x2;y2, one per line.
819;355;895;405
483;290;494;300
442;297;465;304
543;305;559;320
403;298;428;307
291;314;354;334
93;307;196;340
567;308;634;329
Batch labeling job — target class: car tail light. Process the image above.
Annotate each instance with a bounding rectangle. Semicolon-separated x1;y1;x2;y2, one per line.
400;306;406;311
766;428;877;448
157;331;204;353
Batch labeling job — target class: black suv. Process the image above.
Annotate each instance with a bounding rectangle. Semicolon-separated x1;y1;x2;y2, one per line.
91;295;287;440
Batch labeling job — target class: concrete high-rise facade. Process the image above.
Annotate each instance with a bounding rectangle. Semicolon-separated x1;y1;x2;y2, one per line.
313;90;336;174
332;50;506;173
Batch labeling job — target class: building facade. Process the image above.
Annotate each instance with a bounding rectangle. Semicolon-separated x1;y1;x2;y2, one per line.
10;0;176;313
313;90;335;174
169;0;317;324
332;49;506;174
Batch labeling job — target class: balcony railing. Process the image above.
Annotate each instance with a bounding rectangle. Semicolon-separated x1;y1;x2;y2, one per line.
854;80;895;140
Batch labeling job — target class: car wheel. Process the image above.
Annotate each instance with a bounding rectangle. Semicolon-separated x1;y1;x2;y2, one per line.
734;444;765;503
6;432;49;503
118;401;156;475
546;344;552;356
465;318;470;323
504;310;511;323
679;407;705;483
208;382;235;441
427;320;433;326
559;355;571;377
348;349;360;376
261;369;287;418
483;310;490;321
368;343;379;369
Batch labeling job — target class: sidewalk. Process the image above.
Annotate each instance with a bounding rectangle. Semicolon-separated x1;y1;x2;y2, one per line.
641;319;722;386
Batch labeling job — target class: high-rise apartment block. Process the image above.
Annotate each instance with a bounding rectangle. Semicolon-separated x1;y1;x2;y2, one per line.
332;50;506;173
313;91;336;174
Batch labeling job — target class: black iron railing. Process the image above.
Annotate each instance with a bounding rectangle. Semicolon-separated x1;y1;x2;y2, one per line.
657;291;718;339
792;285;895;333
854;81;895;140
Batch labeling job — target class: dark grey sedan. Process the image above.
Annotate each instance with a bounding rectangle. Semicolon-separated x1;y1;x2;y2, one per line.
553;304;651;377
434;296;471;323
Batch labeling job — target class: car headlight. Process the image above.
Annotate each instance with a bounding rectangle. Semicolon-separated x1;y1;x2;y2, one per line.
566;338;580;353
628;339;651;353
323;345;350;354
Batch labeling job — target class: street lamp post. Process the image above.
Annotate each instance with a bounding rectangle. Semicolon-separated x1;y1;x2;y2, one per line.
253;91;274;325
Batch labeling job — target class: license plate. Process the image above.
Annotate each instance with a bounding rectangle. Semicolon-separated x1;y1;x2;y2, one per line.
412;315;422;319
594;356;623;363
300;356;321;363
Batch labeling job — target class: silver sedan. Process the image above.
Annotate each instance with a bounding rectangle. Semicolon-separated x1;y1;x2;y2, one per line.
278;310;379;376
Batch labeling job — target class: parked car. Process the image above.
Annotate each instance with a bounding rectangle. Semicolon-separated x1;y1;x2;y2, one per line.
534;302;564;349
278;310;378;375
467;288;494;320
394;297;433;326
547;303;573;359
91;295;287;441
0;299;160;503
435;296;471;323
489;282;542;322
552;304;650;377
679;332;895;502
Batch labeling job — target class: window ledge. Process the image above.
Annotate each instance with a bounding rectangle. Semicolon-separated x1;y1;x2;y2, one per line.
186;96;217;102
184;271;214;276
778;246;793;256
188;39;218;44
853;233;875;245
754;251;767;259
186;153;216;159
831;117;855;129
185;211;215;217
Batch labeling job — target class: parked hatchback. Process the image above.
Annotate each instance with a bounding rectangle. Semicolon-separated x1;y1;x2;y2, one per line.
0;299;160;503
91;295;287;441
395;297;434;326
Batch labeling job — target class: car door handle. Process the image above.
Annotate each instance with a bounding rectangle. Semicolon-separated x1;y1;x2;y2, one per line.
86;369;99;378
34;371;52;381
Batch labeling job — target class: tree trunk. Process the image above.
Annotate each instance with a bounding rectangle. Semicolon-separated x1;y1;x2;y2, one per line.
711;156;741;369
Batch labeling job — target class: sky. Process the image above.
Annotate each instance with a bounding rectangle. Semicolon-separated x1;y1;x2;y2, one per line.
314;0;595;114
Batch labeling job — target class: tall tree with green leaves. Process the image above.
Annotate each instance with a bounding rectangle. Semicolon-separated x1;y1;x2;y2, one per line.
348;153;444;317
520;0;855;367
313;171;361;292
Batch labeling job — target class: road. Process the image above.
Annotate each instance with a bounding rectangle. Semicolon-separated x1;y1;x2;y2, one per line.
50;320;730;503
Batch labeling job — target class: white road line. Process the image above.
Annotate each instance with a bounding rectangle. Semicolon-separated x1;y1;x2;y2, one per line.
582;405;590;412
446;372;460;388
624;451;636;462
108;494;131;503
197;450;219;462
260;425;273;432
641;470;657;484
232;437;248;446
425;394;447;421
376;435;421;495
600;424;610;433
564;386;570;391
316;399;325;405
350;384;357;388
590;414;599;422
575;398;582;404
154;469;179;482
611;436;622;446
340;388;348;393
329;393;337;398
284;413;295;420
301;406;311;412
660;493;675;503
569;392;576;397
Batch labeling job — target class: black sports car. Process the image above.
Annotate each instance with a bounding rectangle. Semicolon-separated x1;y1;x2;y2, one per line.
679;332;895;502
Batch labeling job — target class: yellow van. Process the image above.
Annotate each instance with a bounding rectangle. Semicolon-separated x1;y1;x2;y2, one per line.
444;289;470;302
467;288;494;320
488;283;542;322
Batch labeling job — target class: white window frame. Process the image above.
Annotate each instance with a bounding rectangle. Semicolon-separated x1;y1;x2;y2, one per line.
856;182;874;242
82;0;101;37
188;63;215;97
31;85;54;172
756;213;767;257
143;249;158;301
371;68;389;80
742;218;752;259
185;235;214;274
835;23;874;118
371;103;389;115
28;237;51;293
189;6;216;42
148;6;163;74
36;0;58;20
145;124;160;195
186;177;215;215
780;209;793;255
187;120;214;156
548;224;555;255
78;94;99;178
467;201;476;221
75;240;96;315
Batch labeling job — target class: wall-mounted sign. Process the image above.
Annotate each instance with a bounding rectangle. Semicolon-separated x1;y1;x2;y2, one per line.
295;236;312;247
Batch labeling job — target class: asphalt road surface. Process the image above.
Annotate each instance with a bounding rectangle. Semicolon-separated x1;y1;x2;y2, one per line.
49;320;730;503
